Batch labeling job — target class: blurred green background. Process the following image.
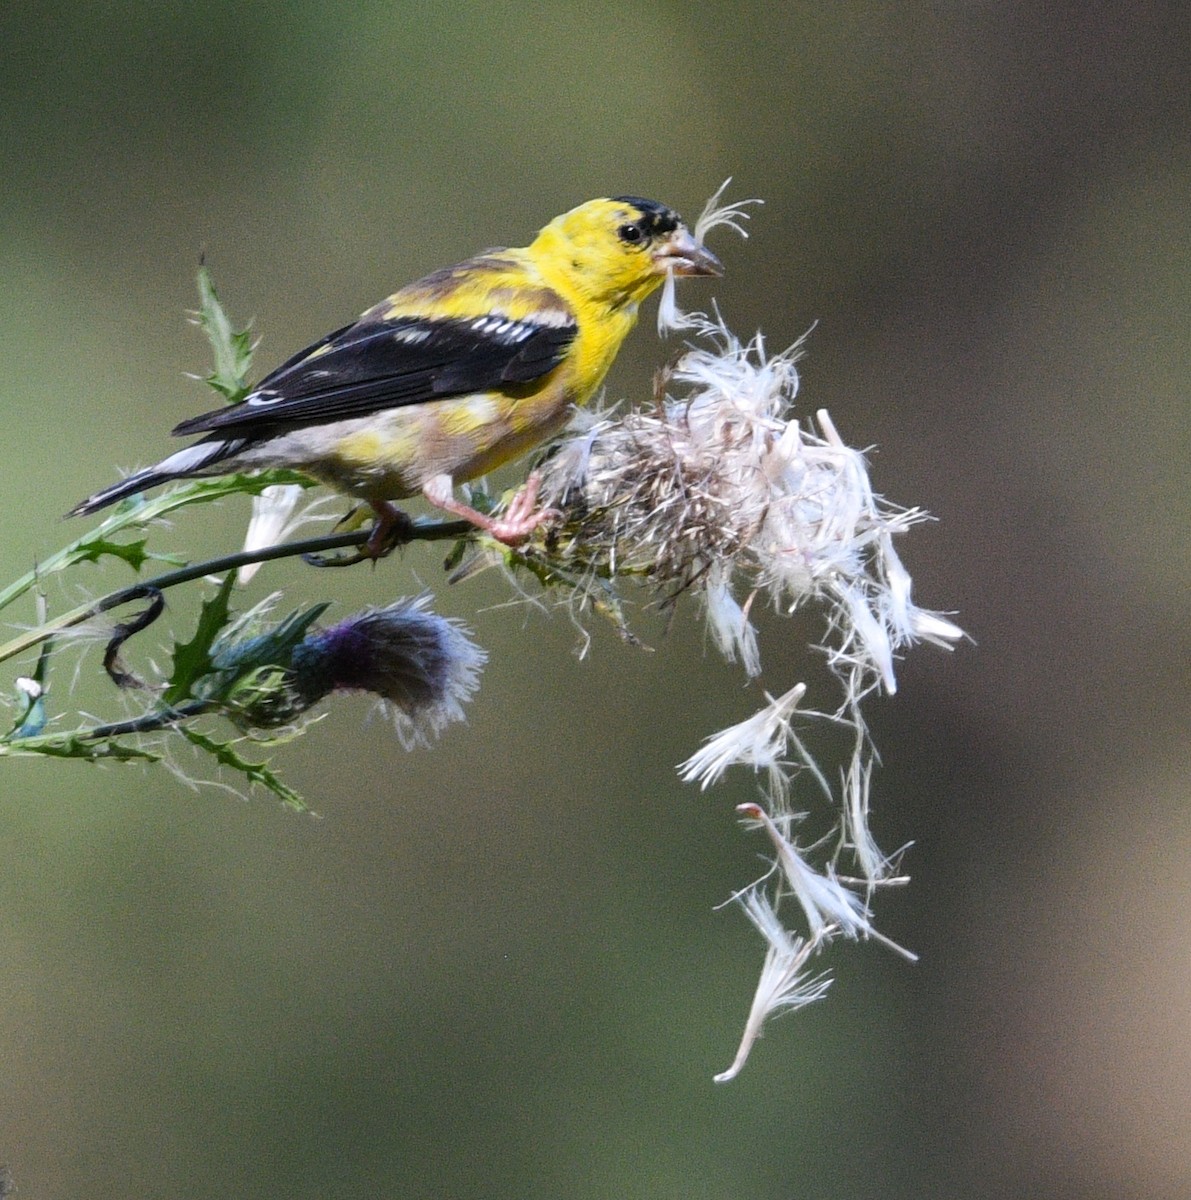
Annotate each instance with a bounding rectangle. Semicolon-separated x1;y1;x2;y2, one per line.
2;3;1188;1197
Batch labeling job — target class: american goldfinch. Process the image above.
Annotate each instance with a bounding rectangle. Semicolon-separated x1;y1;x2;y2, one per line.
71;197;721;550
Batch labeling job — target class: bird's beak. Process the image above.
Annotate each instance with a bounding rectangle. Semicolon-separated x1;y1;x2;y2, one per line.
652;227;724;277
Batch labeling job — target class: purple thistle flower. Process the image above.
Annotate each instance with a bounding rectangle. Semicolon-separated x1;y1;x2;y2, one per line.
229;597;485;748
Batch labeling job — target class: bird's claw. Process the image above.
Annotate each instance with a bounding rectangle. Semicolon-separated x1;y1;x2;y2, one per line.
303;501;413;567
421;471;559;547
486;473;561;546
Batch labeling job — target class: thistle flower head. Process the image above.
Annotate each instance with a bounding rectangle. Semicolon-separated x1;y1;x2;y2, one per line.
536;314;961;696
515;203;963;1080
291;597;485;747
215;596;485;747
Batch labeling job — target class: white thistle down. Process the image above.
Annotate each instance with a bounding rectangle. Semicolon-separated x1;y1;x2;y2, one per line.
735;803;916;960
715;802;917;1080
677;684;830;806
713;889;831;1084
525;183;961;1080
658;178;762;335
703;561;761;676
842;726;887;884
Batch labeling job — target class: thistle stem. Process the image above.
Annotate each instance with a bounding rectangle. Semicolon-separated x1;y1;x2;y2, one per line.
80;700;214;741
0;517;476;668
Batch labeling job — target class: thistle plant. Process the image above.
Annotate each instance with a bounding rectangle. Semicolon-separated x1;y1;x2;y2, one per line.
0;187;961;1077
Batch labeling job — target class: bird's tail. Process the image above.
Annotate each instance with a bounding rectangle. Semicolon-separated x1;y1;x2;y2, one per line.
68;437;249;517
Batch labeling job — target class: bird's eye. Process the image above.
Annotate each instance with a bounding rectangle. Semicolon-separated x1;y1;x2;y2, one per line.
618;222;645;245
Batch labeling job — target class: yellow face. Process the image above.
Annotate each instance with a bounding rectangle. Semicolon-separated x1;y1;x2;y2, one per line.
531;196;722;307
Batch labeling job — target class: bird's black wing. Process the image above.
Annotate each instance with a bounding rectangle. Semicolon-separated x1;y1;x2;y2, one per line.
172;311;577;438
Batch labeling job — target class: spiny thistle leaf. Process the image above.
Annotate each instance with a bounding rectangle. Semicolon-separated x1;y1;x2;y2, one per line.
1;472;314;623
195;265;254;402
178;725;308;812
164;573;236;706
122;469;318;519
0;734;161;763
65;536;181;574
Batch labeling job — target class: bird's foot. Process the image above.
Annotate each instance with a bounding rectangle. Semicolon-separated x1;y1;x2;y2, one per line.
487;472;562;544
303;501;414;567
423;472;559;547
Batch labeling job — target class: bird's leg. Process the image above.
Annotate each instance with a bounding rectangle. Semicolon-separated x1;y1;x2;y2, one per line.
364;500;415;557
422;473;558;546
303;500;413;568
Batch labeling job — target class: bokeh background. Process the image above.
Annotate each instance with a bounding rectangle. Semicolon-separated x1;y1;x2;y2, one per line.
2;3;1188;1197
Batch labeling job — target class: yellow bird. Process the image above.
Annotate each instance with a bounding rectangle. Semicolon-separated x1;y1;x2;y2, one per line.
71;197;721;550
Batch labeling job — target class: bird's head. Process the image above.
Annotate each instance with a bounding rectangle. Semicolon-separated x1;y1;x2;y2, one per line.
531;197;722;308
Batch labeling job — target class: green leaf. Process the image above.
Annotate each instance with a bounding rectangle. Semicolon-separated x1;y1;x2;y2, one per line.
178;725;308;812
94;470;317;532
164;573;236;706
63;535;188;573
195;265;254;402
0;735;161;763
70;536;150;570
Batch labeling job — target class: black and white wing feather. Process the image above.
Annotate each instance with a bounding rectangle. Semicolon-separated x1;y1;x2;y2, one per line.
172;310;577;439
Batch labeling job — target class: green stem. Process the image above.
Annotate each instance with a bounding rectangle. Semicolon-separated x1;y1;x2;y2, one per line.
0;516;475;669
83;700;214;740
0;470;318;616
3;700;215;750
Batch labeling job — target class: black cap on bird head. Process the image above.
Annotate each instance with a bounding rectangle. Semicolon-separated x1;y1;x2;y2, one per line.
610;196;682;238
